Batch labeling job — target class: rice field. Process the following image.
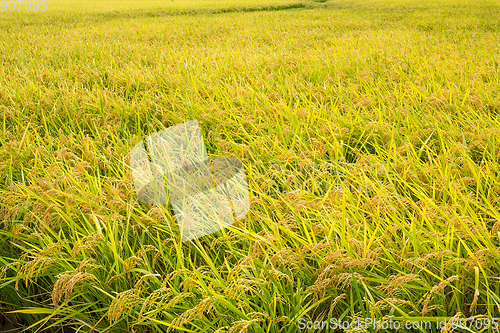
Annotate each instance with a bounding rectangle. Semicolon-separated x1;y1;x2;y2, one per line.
1;0;500;331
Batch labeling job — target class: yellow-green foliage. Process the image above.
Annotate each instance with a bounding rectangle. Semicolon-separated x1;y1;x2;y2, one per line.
1;0;500;331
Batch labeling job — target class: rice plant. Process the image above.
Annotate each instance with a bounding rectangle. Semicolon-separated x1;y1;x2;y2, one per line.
1;0;500;331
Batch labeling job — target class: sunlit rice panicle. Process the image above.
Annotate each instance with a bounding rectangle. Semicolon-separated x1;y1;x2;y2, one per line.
374;298;417;312
163;292;196;311
123;256;144;271
107;289;143;324
376;274;420;296
169;297;214;331
224;277;264;300
328;293;347;317
52;271;97;307
138;287;173;319
469;289;480;315
11;223;31;236
15;256;58;290
440;312;464;333
422;276;460;315
71;233;105;256
227;318;264;333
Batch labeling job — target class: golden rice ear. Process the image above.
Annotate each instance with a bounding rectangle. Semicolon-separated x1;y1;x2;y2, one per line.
469;289;480;315
170;297;214;332
137;287;173;319
51;259;100;307
421;276;460;315
107;290;142;324
52;271;97;307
